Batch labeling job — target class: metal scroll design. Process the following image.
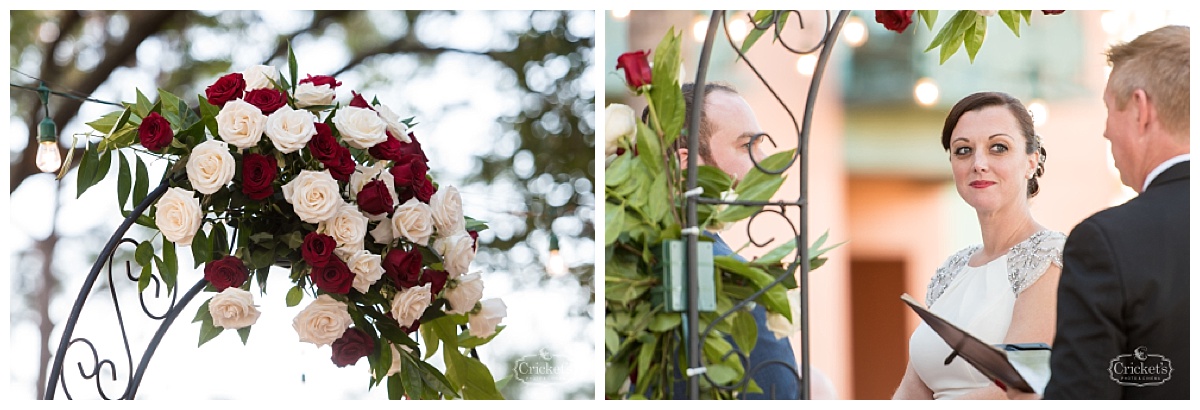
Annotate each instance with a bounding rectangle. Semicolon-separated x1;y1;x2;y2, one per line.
683;10;848;399
43;177;208;399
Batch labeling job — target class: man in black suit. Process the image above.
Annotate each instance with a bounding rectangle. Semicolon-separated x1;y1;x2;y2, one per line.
1041;25;1190;399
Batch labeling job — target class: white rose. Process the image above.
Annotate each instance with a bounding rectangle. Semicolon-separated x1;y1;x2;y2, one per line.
974;10;997;17
281;170;344;223
215;99;267;149
333;106;388;149
468;298;506;338
186;139;236;195
765;288;802;340
390;283;432;328
444;272;484;314
434;231;476;279
208;287;261;330
344;250;385;294
605;103;637;157
429;185;465;234
294;82;336;108
391;198;434;246
154;187;202;245
292;294;352;347
374;103;412;143
384;343;413;377
264;106;318;154
319;203;369;254
242;65;279;91
370;220;394;245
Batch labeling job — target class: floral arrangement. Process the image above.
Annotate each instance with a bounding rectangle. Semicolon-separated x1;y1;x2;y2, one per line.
742;10;1066;63
604;29;838;399
76;46;505;399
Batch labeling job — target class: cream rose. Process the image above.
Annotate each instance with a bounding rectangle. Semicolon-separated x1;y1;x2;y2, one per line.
765;288;802;339
155;187;202;245
374;103;412;143
264;106;318;154
344;250;384;294
370;220;394;245
294;82;336;108
208;287;261;330
429;185;465;234
242;65;279;91
215;99;267;149
391;198;434;247
333;106;388;149
390;283;432;328
605;103;637;157
434;231;476;279
292;294;352;347
281;170;344;223
319;203;369;254
468;298;506;338
186;139;236;195
444;272;484;314
384;343;413;377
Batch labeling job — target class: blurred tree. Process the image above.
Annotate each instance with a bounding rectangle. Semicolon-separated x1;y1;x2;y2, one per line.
9;10;593;399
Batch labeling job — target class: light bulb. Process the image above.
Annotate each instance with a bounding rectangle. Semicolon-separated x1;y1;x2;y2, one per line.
692;18;709;42
36;140;62;173
795;55;818;76
611;10;630;19
914;77;940;107
843;16;868;47
1028;99;1049;126
547;249;567;277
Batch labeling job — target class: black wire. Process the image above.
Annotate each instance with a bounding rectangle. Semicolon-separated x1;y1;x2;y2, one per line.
10;68;124;107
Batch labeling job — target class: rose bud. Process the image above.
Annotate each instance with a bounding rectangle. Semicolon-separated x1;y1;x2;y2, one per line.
875;10;915;33
615;50;653;90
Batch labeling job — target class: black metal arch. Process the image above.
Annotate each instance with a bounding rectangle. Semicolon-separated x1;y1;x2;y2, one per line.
682;10;849;400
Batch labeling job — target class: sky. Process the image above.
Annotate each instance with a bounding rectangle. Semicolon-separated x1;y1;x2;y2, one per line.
6;10;596;401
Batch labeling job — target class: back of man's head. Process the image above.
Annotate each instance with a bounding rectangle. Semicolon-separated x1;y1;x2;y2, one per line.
1106;25;1190;139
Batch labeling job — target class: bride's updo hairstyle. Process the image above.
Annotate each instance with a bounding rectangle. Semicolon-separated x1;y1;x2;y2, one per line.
940;91;1048;198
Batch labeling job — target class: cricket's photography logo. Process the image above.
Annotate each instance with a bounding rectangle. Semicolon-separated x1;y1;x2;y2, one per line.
1109;346;1173;387
513;348;570;383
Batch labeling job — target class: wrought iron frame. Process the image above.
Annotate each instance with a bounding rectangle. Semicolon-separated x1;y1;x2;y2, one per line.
682;10;848;400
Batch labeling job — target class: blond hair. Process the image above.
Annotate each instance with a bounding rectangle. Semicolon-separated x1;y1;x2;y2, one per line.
1106;25;1190;138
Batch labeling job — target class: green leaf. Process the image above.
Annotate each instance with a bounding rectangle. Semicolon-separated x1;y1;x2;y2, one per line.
133;155;149;207
458;325;504;350
635;339;656;390
419;323;441;360
647;28;685;147
93;147;112;187
135;88;153;117
138;263;153;293
604;202;624;246
697;165;733;198
755;237;797;265
198;95;221;139
634;119;662;177
285;285;304;307
647;312;681;332
192;229;211;268
117;151;131;210
605;153;635;188
135;240;154;266
76;147;98;198
211;222;229;258
731;310;758;357
964;16;987;63
197;301;224;347
1020;10;1032;24
925;10;974;53
400;352;425;400
999;10;1021;37
739;10;776;55
714;256;791;321
288;41;299;96
919;10;939;31
387;374;406;400
415;360;459;398
193;298;212;323
939;34;965;64
605;327;620;355
237;326;251;345
86;109;125;135
161;237;178;293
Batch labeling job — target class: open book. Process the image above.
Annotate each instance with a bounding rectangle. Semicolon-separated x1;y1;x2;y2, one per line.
900;293;1051;394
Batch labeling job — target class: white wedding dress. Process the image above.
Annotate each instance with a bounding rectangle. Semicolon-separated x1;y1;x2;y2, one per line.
907;229;1065;399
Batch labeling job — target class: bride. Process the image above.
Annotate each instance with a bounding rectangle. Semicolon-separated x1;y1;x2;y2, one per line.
893;92;1065;400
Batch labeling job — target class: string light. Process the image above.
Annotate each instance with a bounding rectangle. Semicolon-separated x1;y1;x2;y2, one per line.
35;83;62;173
546;231;567;277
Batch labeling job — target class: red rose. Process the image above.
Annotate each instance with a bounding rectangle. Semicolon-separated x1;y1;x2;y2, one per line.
203;255;249;292
330;327;374;368
323;146;356;182
243;88;288;115
413;177;436;204
241;153;277;201
420;268;448;297
468;230;479;252
382;248;423;289
1041;10;1065;15
205;73;245;107
302;232;338;267
615;50;653;89
137;112;173;152
357;179;395;216
875;10;915;33
389;156;429;188
310;257;354;294
299;74;342;89
349;91;374;110
398;133;428;164
368;134;404;162
307;124;340;162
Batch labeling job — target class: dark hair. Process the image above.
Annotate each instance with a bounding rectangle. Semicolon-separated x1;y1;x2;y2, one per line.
941;91;1047;197
643;82;738;164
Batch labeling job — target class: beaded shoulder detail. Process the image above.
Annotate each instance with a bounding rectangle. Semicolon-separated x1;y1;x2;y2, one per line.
925;244;982;307
1006;230;1066;296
